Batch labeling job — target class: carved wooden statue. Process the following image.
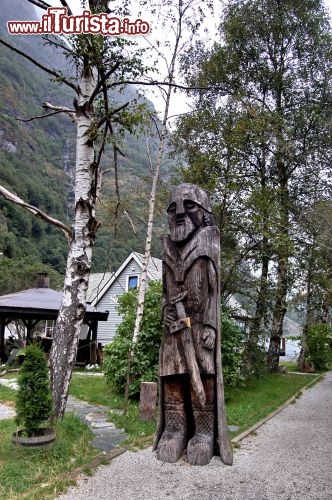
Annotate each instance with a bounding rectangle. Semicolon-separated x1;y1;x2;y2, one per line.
153;183;233;466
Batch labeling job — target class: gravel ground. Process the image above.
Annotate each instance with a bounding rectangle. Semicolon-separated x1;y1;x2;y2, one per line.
58;372;332;500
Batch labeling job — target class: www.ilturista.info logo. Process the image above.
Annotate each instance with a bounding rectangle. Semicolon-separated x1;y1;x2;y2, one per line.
7;7;150;36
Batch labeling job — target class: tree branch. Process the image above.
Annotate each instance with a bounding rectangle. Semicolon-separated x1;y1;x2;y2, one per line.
108;79;228;94
42;101;76;120
0;185;72;239
0;38;79;94
26;0;51;10
96;101;130;130
59;0;73;16
42;35;74;57
17;110;69;122
88;58;123;106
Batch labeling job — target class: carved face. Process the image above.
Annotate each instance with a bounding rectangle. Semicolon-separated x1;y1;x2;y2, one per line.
167;199;205;242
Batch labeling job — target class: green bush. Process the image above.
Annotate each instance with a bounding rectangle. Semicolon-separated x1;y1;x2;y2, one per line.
15;344;53;435
221;311;246;387
103;281;163;397
104;281;246;396
241;332;268;380
306;323;332;371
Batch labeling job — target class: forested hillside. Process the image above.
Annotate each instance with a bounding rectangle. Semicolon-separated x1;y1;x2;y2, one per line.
0;0;168;289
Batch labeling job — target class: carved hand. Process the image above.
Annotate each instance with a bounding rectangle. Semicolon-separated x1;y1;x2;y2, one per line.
165;306;177;326
202;326;215;350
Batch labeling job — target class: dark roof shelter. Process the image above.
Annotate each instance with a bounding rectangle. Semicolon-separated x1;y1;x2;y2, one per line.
0;274;109;364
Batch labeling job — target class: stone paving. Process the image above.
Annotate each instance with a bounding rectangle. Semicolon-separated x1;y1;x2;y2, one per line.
0;402;16;420
0;377;126;453
65;395;126;452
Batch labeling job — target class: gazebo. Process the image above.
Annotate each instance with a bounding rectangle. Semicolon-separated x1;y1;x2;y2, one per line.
0;274;109;365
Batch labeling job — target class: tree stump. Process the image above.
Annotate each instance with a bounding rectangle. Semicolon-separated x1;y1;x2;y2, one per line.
139;382;157;421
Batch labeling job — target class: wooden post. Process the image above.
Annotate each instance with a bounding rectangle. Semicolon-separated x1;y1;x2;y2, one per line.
139;382;157;421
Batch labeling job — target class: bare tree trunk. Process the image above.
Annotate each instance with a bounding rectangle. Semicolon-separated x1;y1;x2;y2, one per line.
267;169;289;372
132;2;185;344
267;69;290;372
132;123;168;343
298;240;315;370
245;244;269;371
320;294;329;324
50;66;99;419
267;255;288;371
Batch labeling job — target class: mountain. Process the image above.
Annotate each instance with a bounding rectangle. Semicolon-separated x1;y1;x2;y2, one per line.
0;0;168;279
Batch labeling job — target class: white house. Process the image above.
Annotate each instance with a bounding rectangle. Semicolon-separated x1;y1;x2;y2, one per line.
86;252;162;345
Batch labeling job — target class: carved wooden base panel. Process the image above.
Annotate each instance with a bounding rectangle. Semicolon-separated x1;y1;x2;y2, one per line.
156;403;187;463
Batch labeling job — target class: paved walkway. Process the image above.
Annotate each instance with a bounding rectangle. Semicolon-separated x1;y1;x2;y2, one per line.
0;377;18;420
58;372;332;500
0;377;126;453
0;402;15;420
65;396;126;452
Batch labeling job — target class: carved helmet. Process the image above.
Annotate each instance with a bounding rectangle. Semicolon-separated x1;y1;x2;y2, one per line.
167;183;212;214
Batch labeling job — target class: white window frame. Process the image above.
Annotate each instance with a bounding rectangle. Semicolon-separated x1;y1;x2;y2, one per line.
126;274;140;291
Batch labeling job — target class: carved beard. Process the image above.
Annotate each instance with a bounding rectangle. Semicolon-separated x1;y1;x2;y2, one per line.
170;215;196;242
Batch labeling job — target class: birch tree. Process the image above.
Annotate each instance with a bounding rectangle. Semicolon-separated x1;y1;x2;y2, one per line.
132;0;206;343
0;0;149;418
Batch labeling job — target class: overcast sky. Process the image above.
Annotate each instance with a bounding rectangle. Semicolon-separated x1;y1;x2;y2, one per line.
40;0;332;119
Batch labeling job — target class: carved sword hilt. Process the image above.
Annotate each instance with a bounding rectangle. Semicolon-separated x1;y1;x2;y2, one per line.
169;291;191;333
169;292;205;408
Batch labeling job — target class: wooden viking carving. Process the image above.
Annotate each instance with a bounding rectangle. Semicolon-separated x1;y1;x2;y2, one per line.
153;183;233;466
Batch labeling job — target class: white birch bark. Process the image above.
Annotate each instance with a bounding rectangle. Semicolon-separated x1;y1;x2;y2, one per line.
132;2;188;343
132;122;168;343
49;66;98;418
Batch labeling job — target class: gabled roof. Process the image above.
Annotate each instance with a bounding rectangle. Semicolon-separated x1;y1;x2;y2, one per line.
133;252;162;281
87;252;162;306
86;272;115;304
226;295;251;319
0;287;108;321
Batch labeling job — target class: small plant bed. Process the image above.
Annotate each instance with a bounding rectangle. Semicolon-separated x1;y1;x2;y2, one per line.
0;385;99;500
14;344;54;445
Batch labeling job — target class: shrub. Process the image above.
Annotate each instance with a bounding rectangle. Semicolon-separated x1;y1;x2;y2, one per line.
15;344;53;435
103;281;163;397
221;311;246;387
104;281;246;396
241;332;268;380
306;323;332;371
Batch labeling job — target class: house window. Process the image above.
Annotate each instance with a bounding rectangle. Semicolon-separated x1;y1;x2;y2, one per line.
128;275;139;290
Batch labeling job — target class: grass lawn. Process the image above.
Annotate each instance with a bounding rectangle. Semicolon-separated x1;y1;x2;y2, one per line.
0;384;100;500
0;369;322;499
69;370;320;445
69;373;156;449
225;372;318;435
279;360;299;372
